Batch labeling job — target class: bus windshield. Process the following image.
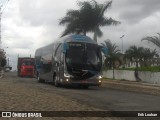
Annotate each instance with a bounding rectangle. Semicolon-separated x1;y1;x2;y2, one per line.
22;60;34;66
66;42;102;73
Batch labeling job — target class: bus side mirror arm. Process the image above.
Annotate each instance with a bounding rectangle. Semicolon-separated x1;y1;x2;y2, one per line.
101;46;108;56
63;43;69;54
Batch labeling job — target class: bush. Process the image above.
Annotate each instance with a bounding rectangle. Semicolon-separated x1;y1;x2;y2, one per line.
1;58;6;67
117;66;160;72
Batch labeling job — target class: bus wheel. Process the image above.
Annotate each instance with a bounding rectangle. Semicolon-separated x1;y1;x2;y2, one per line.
37;73;43;83
37;76;42;83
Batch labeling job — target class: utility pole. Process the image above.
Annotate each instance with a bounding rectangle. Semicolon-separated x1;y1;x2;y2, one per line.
120;35;125;54
0;6;2;49
0;0;10;49
0;0;9;68
120;35;125;69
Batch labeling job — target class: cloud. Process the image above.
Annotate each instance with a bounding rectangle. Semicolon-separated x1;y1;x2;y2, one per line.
106;0;160;24
1;0;160;70
17;0;85;27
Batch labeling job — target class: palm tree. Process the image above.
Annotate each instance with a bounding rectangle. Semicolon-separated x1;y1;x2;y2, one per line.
126;46;159;66
1;58;6;67
141;33;160;48
59;0;120;41
125;46;143;69
141;48;158;67
125;46;158;81
79;0;120;41
59;9;90;36
125;46;144;81
101;40;120;79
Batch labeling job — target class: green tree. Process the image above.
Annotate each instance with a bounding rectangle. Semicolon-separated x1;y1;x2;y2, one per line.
1;58;6;67
140;48;159;67
141;33;160;48
101;40;120;79
125;46;143;81
59;0;120;41
59;9;87;36
0;49;6;67
125;46;143;69
125;46;158;81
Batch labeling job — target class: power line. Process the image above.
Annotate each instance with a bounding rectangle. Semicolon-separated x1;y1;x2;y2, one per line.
0;0;9;48
1;0;9;13
0;0;8;11
0;0;5;6
0;0;7;8
1;0;6;4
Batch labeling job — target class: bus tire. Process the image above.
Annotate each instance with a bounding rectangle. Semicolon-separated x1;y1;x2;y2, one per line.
37;76;42;83
37;72;43;83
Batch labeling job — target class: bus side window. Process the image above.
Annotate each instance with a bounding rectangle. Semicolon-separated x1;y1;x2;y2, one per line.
43;61;52;72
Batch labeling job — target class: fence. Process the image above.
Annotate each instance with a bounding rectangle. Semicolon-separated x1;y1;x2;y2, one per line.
103;70;160;84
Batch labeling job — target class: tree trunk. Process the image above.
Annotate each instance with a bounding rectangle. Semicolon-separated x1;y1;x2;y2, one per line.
93;32;97;42
135;61;141;82
112;62;115;80
93;27;98;42
136;61;138;69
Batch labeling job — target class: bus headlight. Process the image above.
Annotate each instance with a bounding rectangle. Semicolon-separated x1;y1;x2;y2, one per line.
98;75;102;79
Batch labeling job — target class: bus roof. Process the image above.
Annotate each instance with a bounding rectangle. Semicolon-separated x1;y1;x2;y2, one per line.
35;34;97;57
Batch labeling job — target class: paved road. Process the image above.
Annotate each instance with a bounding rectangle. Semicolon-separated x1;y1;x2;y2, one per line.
41;83;160;111
7;72;160;112
54;86;160;111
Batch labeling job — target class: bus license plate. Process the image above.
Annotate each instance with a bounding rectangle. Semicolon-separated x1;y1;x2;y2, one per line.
81;80;87;83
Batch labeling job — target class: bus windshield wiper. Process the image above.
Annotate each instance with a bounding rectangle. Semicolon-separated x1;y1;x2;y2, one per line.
71;68;88;76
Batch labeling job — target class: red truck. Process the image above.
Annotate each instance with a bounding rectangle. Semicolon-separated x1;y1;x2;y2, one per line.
17;57;35;77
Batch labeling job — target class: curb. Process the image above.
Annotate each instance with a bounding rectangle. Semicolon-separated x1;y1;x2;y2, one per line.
102;79;160;96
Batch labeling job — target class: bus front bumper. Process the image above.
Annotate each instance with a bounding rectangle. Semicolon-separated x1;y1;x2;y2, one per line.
61;78;102;86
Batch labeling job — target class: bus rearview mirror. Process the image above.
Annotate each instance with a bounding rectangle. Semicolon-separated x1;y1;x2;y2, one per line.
101;47;108;56
63;43;69;54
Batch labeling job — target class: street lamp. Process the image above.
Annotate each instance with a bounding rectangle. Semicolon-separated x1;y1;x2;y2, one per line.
120;35;125;54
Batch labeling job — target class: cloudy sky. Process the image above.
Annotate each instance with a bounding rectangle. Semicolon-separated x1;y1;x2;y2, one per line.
1;0;160;70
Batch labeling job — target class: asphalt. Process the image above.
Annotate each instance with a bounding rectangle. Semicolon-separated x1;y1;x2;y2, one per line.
6;71;160;96
102;79;160;96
